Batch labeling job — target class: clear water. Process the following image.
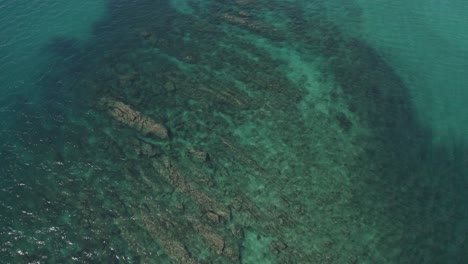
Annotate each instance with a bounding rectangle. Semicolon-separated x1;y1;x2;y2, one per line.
0;0;466;263
355;0;468;146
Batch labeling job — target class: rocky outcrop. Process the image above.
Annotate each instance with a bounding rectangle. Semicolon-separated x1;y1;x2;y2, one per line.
188;146;209;162
153;157;229;219
206;211;221;224
188;218;239;260
100;97;168;139
220;137;262;172
220;13;281;40
139;214;199;264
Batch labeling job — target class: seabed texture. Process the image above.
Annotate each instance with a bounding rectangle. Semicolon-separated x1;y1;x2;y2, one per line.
0;0;467;263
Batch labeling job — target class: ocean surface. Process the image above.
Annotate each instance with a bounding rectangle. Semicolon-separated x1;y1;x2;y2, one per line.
0;0;466;263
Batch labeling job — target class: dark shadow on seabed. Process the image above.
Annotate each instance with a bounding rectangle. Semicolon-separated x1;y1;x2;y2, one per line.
1;0;466;263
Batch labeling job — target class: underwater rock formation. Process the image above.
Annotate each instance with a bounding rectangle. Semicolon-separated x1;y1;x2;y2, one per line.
153;157;229;219
220;12;280;39
100;97;168;139
188;218;239;259
18;0;464;262
188;146;209;162
139;214;199;264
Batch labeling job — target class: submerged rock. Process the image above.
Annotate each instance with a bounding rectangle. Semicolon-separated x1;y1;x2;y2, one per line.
335;112;352;132
189;218;239;260
153;157;229;218
164;81;176;92
100;97;168;139
206;211;221;224
188;146;209;162
270;240;288;255
139;30;152;39
139;215;199;264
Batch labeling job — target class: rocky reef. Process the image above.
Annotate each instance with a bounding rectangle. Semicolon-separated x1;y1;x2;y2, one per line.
9;0;464;263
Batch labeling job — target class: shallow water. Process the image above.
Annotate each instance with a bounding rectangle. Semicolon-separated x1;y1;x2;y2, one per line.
0;0;466;263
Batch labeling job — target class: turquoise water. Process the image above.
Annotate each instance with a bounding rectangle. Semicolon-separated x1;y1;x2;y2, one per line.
0;0;466;263
355;0;468;146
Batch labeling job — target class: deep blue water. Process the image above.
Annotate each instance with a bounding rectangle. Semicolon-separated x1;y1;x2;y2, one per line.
0;0;466;263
